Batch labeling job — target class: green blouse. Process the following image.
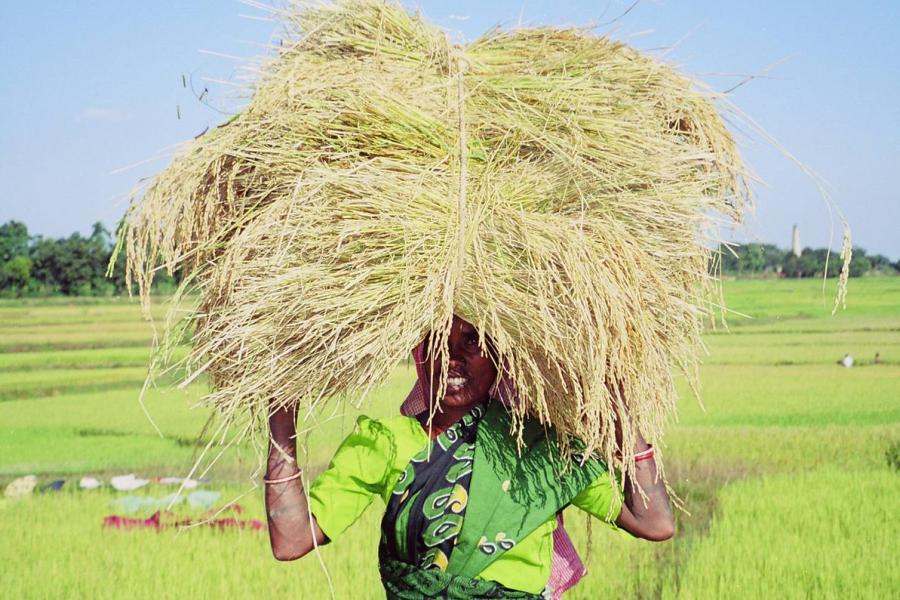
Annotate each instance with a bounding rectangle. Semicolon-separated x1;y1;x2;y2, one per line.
309;415;623;595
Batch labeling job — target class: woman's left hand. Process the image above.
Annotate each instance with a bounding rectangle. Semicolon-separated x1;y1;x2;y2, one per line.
614;431;675;541
609;385;675;541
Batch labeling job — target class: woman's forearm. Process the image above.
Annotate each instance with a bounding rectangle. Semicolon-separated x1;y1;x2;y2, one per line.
619;432;675;541
606;380;674;541
265;404;326;560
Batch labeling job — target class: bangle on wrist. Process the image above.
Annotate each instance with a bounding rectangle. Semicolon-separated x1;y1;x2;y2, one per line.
634;446;654;462
263;470;302;485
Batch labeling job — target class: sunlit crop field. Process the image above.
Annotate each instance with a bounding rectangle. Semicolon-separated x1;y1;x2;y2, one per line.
1;278;898;599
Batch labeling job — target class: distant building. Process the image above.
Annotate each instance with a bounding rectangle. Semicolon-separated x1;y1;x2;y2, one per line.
792;225;801;258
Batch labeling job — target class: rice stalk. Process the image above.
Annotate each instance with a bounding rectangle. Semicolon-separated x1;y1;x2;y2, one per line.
117;0;849;486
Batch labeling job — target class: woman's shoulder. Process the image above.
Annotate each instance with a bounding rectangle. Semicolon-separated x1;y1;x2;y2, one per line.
351;414;427;454
354;413;422;437
341;414;427;484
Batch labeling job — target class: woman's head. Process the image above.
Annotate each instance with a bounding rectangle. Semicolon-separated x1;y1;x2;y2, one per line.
423;315;497;411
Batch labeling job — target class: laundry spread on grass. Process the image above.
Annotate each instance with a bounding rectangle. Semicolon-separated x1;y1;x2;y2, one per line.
111;491;221;513
3;474;240;522
2;473;256;533
79;474;204;491
79;477;103;490
103;503;265;532
110;474;150;491
38;479;65;494
4;475;37;498
7;473;207;495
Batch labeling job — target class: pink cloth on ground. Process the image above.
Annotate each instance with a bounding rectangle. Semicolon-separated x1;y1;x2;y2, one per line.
399;342;587;599
103;504;266;532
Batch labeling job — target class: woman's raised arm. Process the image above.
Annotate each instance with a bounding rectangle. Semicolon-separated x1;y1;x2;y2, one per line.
265;403;328;561
614;429;675;541
608;382;675;541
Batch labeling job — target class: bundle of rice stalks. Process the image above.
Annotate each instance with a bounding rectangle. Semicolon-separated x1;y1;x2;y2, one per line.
117;0;846;478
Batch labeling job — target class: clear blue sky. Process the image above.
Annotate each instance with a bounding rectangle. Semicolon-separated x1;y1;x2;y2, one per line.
2;1;898;257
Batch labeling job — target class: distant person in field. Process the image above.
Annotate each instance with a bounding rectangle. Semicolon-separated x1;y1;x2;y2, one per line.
839;354;854;368
874;352;881;365
264;315;674;598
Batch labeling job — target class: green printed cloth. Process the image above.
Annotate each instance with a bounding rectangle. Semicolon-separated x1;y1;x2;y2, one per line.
380;404;483;572
309;403;623;596
380;557;541;600
448;404;609;580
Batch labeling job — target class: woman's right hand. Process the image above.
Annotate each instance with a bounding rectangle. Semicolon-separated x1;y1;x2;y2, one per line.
264;401;328;561
268;402;299;452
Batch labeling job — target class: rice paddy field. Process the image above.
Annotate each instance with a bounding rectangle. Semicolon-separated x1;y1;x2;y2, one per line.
0;278;897;599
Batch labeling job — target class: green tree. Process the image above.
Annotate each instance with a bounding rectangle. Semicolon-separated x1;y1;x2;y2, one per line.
28;222;119;295
87;222;115;294
743;244;766;272
798;249;822;277
0;219;184;296
0;221;34;295
0;255;32;294
809;248;841;277
89;221;111;249
868;254;894;272
717;243;787;274
762;244;786;273
0;221;30;262
31;235;92;294
782;253;801;278
716;244;740;272
848;248;872;278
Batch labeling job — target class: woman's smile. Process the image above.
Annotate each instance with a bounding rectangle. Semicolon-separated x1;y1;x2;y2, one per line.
424;316;498;413
446;375;469;389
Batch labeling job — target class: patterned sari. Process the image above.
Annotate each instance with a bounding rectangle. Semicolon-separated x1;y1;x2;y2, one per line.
378;402;606;599
380;405;482;573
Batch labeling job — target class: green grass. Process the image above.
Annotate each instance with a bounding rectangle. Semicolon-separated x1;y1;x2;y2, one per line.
0;330;155;352
0;370;415;477
666;425;899;474
0;487;392;599
661;468;900;599
0;428;220;476
0;346;189;372
0;367;155;401
0;277;897;598
719;277;900;320
675;364;900;427
702;329;897;365
0;387;209;439
0;297;170;324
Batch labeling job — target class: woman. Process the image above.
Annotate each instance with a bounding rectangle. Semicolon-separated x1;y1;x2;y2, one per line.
265;316;674;598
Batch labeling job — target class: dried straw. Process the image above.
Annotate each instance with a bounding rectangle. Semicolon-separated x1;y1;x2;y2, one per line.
116;0;846;482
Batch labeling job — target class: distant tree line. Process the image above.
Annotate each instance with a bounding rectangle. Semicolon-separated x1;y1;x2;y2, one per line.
1;220;897;297
717;243;899;278
0;220;179;298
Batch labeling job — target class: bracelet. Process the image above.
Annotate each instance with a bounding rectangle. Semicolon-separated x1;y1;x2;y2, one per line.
263;471;302;485
634;446;655;463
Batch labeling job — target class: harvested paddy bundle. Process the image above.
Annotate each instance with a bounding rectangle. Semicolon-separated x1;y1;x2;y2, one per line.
119;0;809;479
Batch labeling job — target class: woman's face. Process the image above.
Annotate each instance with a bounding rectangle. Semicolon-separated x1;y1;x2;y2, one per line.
425;316;497;410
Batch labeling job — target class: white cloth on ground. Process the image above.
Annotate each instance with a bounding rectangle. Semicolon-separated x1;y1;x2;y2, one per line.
110;474;150;492
4;475;38;498
79;477;103;490
158;477;200;489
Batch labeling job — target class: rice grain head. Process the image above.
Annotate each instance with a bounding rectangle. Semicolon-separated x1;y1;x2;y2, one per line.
117;0;848;487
